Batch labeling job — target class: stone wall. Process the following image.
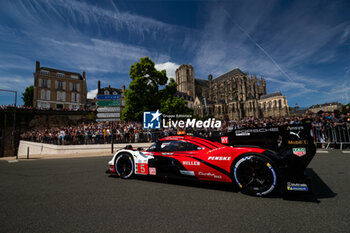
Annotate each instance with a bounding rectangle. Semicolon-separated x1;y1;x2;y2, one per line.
0;109;94;157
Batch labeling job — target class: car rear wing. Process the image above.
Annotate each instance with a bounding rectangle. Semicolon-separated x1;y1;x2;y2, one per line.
208;124;316;169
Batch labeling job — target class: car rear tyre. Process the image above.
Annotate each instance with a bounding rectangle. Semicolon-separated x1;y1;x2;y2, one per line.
115;153;134;179
233;154;278;196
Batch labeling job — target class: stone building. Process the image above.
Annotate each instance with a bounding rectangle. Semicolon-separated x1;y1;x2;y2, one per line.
258;92;289;118
307;102;342;114
175;64;289;120
33;61;87;110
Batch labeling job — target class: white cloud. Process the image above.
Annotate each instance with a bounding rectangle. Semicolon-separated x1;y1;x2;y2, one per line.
87;89;98;99
155;62;180;79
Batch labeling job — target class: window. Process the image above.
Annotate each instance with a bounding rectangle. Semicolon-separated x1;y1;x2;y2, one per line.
146;140;201;152
104;90;109;95
71;93;80;103
71;75;79;80
41;90;50;100
57;91;66;101
56;81;65;90
113;91;118;95
40;79;49;88
41;90;46;99
279;100;282;109
56;72;65;78
40;70;50;76
70;82;80;92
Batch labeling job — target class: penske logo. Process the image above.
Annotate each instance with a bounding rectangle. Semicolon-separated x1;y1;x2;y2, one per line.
208;156;231;161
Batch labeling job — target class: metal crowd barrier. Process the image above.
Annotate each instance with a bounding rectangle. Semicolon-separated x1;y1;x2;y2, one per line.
313;125;350;150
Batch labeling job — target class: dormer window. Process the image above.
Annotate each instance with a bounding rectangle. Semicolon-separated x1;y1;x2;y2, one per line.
104;90;109;95
56;72;65;78
71;75;79;80
40;70;50;76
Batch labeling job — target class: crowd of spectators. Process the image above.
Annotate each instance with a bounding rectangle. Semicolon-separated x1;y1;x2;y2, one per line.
0;105;91;111
20;111;350;146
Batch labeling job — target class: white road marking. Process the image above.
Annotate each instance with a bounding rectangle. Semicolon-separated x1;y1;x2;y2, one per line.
317;151;329;153
8;160;19;163
342;151;350;154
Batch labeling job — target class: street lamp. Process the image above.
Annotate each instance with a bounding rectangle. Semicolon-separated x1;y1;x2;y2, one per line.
0;89;17;159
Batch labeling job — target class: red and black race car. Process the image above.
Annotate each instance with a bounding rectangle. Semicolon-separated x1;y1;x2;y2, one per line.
108;124;316;196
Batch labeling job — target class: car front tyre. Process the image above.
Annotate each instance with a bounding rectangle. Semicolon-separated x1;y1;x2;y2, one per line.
115;153;134;179
233;154;278;196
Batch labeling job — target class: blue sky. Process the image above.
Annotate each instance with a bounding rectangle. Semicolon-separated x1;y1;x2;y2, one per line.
0;0;349;107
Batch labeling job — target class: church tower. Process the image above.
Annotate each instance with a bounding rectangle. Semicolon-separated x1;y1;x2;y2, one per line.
175;64;195;98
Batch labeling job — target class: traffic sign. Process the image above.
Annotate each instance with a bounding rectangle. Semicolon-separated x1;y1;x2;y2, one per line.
97;113;120;118
97;107;121;112
97;95;120;100
97;100;120;107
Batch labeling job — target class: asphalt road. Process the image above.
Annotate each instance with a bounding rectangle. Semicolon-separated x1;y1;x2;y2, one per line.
0;151;349;233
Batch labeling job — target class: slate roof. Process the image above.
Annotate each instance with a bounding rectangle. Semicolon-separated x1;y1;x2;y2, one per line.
40;67;83;79
260;91;282;100
213;68;246;82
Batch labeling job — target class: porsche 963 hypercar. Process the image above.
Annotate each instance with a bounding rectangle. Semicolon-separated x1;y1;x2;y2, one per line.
108;125;316;196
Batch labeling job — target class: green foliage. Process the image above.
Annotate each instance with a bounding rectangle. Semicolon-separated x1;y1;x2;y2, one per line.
22;85;34;107
341;103;350;114
88;111;96;120
122;57;193;121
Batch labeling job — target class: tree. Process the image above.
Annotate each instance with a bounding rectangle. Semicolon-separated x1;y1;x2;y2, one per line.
122;57;193;121
22;85;34;107
341;103;350;114
159;78;193;115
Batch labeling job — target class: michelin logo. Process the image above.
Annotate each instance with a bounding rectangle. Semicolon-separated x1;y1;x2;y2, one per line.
143;110;162;129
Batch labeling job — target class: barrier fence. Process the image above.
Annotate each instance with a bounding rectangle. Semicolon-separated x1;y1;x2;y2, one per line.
313;125;350;150
21;125;350;150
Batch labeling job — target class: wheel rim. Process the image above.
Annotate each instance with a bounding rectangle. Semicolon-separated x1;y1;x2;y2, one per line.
115;155;134;178
234;156;277;196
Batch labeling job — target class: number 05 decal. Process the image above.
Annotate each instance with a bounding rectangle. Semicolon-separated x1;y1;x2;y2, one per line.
137;163;148;175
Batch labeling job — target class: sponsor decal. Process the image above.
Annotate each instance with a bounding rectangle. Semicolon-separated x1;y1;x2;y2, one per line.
288;140;308;145
292;148;306;157
290;131;301;138
137;163;148;175
208;156;231;161
287;182;308;191
221;136;228;144
143;110;162;129
235;128;279;136
182;161;200;166
198;172;222;179
149;167;156;175
179;170;195;176
207;147;226;153
287;126;304;131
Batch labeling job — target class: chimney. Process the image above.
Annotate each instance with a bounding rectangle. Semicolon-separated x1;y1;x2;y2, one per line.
36;61;40;72
122;85;125;92
98;80;101;94
83;71;86;79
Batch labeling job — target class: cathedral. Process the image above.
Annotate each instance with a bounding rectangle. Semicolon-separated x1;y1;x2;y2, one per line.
175;64;289;120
